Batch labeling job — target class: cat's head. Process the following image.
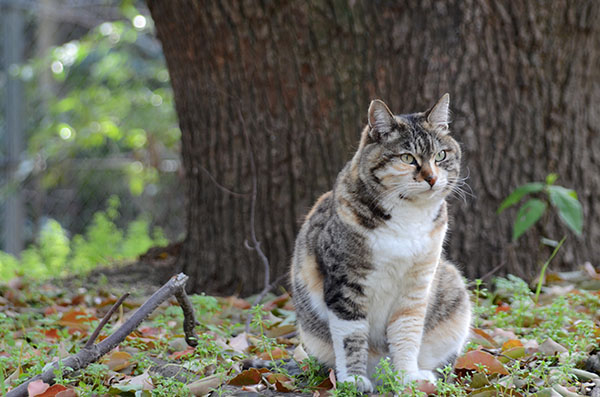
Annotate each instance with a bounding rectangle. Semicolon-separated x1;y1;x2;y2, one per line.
357;94;461;204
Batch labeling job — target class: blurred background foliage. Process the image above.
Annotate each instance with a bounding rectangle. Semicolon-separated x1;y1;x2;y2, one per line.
0;0;182;279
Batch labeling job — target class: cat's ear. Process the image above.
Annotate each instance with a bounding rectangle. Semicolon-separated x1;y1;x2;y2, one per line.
426;93;450;133
368;99;396;141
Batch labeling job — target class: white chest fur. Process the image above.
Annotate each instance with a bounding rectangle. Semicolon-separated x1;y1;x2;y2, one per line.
363;199;446;348
367;200;445;266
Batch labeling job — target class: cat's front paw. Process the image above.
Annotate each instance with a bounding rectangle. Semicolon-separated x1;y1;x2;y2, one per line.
402;369;436;384
339;374;373;393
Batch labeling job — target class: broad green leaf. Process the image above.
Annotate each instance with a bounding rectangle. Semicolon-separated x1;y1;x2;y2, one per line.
547;185;583;235
497;182;544;214
512;199;547;241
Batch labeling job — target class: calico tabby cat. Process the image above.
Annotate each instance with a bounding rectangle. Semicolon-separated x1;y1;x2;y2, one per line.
290;94;471;392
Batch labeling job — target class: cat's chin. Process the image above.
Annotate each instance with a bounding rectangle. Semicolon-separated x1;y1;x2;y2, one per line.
404;189;447;203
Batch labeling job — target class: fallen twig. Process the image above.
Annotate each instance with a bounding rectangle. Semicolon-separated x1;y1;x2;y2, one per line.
174;286;199;347
84;292;129;349
7;273;196;397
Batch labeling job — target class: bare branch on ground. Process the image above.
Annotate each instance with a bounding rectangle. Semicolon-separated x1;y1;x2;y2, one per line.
7;273;196;397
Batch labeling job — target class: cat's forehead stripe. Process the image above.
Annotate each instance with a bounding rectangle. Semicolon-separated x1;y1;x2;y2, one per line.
391;115;436;155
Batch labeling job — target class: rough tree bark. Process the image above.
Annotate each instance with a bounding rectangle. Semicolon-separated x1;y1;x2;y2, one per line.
147;0;600;295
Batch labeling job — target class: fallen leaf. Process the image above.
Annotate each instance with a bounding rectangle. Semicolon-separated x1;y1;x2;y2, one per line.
169;347;195;360
267;373;295;392
263;293;291;311
36;385;71;397
225;296;251;310
472;329;498;347
314;373;334;390
329;368;336;389
498;347;526;363
292;344;308;363
57;310;97;331
42;329;60;340
27;380;50;396
227;368;265;386
187;374;223;396
101;351;133;371
455;350;509;375
266;324;296;338
228;332;250;354
502;339;523;351
110;370;154;393
55;389;78;397
538;338;568;355
258;347;289;360
491;328;518;343
266;373;291;384
522;338;540;353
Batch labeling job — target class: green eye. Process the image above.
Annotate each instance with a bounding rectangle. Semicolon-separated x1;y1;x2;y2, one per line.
400;153;416;164
435;150;447;162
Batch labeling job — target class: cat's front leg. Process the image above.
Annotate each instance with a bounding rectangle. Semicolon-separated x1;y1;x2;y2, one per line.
327;311;373;392
387;281;435;384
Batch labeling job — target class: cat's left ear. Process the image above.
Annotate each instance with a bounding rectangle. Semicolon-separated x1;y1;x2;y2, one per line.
368;99;396;141
426;93;450;133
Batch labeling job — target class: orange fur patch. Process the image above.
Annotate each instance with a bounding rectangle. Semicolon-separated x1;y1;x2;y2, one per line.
388;303;428;325
305;191;332;221
298;254;324;295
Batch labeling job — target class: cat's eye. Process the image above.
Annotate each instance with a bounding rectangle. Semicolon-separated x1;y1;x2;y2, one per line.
400;153;416;165
435;150;447;162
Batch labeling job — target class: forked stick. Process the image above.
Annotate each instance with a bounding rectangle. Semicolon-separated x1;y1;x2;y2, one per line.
7;273;197;397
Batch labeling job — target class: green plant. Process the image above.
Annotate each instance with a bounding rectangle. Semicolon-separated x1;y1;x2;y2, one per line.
498;174;583;302
331;379;362;397
374;357;403;394
0;196;168;281
497;173;583;241
249;304;282;356
296;356;329;392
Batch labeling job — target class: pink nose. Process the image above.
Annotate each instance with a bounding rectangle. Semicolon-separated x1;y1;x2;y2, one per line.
424;174;437;187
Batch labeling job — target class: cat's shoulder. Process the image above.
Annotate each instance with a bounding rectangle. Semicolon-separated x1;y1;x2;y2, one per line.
304;191;334;224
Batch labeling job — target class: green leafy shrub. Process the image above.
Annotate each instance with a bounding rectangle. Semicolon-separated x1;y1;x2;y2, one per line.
0;196;167;281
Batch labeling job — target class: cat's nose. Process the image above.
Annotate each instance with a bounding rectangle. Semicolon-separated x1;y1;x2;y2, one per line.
425;174;437;187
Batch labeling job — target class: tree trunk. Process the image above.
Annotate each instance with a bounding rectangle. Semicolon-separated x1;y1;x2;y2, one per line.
147;0;600;295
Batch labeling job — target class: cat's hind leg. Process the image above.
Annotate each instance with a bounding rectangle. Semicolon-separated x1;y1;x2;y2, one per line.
418;262;471;374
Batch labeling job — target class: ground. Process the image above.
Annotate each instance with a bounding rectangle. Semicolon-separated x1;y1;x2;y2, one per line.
2;259;600;396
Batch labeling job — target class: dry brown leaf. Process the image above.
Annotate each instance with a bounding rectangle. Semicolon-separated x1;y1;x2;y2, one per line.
101;351;133;371
187;374;223;396
27;379;50;396
35;385;71;397
501;339;523;351
57;310;97;331
227;368;266;386
455;350;509;375
472;329;498;347
258;347;289;360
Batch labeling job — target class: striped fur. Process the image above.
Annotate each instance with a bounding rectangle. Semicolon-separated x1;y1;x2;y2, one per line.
290;95;471;391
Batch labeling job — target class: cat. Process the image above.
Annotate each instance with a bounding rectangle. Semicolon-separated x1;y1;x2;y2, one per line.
290;94;471;392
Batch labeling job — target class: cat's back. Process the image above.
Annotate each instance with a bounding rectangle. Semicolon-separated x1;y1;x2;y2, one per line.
290;191;333;299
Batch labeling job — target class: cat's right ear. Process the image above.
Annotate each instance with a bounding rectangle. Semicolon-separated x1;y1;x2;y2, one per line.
368;99;396;141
